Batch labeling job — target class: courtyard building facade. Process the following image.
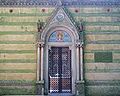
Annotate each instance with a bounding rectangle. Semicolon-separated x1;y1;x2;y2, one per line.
0;0;120;96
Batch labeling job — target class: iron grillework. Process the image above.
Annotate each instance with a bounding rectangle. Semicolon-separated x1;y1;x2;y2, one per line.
48;47;72;93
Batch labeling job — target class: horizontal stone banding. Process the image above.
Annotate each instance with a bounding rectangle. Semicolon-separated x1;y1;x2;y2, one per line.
0;35;35;41
0;59;35;63
85;73;120;80
0;73;36;80
0;44;35;50
0;53;36;59
0;63;36;70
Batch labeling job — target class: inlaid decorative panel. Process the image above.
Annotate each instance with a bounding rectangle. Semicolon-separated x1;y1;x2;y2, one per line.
95;52;113;63
48;31;72;42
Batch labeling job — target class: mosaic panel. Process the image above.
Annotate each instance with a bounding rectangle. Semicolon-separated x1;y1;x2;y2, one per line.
48;31;72;42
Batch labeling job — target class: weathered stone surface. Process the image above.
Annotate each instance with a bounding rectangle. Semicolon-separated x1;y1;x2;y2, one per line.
76;81;85;96
85;73;120;80
0;73;36;80
0;5;120;96
0;63;36;70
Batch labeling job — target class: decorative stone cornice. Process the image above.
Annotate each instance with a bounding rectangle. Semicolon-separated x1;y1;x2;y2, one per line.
0;0;119;7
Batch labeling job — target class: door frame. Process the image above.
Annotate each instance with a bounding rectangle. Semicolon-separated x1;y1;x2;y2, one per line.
36;7;84;95
37;26;83;95
44;41;76;94
48;47;72;93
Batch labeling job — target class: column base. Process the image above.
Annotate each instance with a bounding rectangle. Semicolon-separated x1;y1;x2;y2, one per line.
36;80;44;95
76;80;85;96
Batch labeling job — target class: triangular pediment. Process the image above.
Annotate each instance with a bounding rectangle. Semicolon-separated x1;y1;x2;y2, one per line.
41;7;79;42
47;7;78;29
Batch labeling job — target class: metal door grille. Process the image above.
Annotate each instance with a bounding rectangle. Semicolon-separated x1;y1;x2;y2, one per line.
48;47;72;93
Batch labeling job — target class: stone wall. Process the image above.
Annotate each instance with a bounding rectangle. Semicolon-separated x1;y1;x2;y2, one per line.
0;7;54;95
69;7;120;96
0;6;120;95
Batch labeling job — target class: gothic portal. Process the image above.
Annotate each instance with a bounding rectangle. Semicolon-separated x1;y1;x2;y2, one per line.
36;7;84;95
0;0;119;96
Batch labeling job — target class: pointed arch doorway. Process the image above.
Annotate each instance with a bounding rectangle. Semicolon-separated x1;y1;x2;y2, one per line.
44;28;76;95
48;30;72;94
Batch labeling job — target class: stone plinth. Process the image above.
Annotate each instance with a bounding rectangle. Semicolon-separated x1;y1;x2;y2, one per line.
76;80;85;96
36;80;44;95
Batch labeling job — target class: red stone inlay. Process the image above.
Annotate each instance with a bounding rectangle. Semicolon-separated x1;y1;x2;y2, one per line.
42;9;45;12
9;9;13;13
75;9;79;13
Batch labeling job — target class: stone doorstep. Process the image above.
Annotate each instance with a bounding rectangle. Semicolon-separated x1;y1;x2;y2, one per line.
3;95;72;96
3;94;74;96
3;95;48;96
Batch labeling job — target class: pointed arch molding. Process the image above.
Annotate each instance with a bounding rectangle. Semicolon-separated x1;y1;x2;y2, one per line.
36;7;85;95
43;26;78;43
40;7;80;43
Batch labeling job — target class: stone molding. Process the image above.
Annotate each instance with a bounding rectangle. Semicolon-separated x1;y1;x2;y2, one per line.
0;0;119;6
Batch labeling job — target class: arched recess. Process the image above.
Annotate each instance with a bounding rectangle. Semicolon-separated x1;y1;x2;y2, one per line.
44;26;78;94
36;7;84;95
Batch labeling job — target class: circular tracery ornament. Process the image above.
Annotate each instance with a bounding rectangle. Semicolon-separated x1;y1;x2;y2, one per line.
56;14;64;21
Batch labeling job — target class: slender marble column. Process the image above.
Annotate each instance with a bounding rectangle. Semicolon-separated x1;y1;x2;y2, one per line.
80;43;83;81
41;43;44;80
76;43;80;80
37;44;41;81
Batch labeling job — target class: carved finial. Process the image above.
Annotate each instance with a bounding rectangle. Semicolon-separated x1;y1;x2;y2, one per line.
58;0;63;6
78;19;84;32
77;19;84;41
37;20;44;32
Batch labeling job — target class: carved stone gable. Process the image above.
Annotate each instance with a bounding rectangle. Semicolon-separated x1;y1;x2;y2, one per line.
48;7;77;29
41;7;79;42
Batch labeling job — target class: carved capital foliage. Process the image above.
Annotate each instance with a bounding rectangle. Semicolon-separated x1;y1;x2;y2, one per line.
76;40;81;48
80;42;84;48
76;40;83;48
37;41;45;48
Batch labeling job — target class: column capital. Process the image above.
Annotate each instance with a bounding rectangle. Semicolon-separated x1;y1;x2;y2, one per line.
76;43;80;48
37;41;45;47
80;42;84;48
76;40;81;48
76;41;84;48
